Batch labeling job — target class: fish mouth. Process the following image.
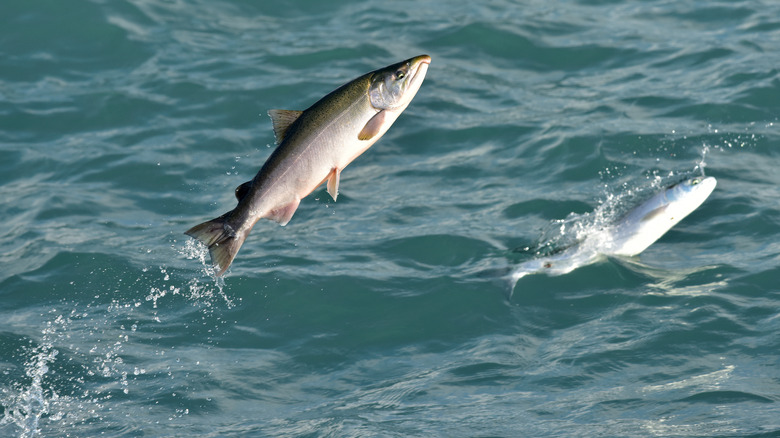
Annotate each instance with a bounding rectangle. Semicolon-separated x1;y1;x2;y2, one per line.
410;54;432;79
414;54;432;65
695;176;717;197
405;54;431;94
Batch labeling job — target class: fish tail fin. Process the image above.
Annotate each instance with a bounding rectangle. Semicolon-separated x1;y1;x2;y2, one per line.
505;272;522;299
502;266;536;299
185;211;249;276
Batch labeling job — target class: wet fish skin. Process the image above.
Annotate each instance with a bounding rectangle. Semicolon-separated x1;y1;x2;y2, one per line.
604;176;717;256
508;176;717;293
186;55;431;275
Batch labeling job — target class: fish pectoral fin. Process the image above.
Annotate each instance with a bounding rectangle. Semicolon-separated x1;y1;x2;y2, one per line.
358;110;386;141
640;205;668;222
266;198;301;226
326;167;341;201
234;180;253;201
268;109;304;144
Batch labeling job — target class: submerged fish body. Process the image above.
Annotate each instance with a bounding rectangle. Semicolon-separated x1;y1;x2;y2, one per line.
187;55;431;275
510;176;717;287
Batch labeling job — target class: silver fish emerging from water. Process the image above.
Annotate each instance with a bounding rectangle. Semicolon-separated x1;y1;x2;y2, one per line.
186;55;431;275
509;176;717;288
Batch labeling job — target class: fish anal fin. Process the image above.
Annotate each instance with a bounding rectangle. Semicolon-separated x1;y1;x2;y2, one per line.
358;110;386;141
641;205;668;222
268;109;303;144
266;198;301;226
326;167;341;201
234;181;252;201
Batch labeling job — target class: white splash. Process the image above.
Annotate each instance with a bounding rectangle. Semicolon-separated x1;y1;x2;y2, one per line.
0;315;75;438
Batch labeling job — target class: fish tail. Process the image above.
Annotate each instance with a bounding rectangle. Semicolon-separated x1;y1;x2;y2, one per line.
505;272;523;299
185;211;249;276
506;279;516;299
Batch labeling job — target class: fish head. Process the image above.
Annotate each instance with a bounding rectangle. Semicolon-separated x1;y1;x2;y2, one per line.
368;54;431;111
664;176;717;219
607;176;716;256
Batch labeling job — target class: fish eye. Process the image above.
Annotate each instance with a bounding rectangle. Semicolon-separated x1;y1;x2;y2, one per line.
690;178;701;185
395;70;405;79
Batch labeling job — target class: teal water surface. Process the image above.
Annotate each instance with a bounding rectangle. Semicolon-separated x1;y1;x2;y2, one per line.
2;0;780;437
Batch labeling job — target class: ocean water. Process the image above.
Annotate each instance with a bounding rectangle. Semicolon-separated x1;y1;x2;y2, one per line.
2;0;779;436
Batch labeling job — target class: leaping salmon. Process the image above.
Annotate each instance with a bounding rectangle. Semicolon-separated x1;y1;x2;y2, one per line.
509;176;717;291
186;55;431;275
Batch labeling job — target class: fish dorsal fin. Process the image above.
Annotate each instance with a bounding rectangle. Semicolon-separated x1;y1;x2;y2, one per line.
358;110;386;141
268;109;303;144
640;205;668;222
234;180;252;201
